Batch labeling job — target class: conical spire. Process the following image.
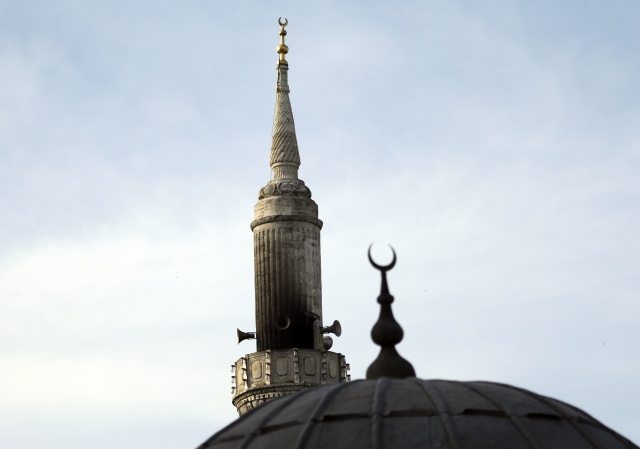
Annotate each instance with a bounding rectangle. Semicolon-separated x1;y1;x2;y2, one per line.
270;18;301;181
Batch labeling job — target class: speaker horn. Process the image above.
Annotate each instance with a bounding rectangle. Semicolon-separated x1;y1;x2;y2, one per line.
321;319;342;337
237;328;256;344
323;335;334;351
275;315;290;331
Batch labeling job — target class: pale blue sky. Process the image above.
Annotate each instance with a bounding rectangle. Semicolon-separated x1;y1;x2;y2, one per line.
1;1;639;448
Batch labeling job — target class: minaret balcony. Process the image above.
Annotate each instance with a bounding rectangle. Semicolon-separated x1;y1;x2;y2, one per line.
231;348;349;416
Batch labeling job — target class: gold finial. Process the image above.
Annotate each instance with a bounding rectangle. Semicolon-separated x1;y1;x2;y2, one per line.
277;17;289;65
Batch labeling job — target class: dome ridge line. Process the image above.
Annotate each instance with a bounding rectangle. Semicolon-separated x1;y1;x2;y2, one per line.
411;379;464;449
293;381;359;449
236;386;317;449
505;384;613;449
198;385;316;448
371;377;391;449
455;381;544;449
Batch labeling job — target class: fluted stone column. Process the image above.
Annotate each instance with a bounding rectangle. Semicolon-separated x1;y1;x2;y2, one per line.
252;188;323;351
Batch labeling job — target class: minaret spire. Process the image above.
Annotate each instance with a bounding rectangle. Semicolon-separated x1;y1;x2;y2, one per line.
230;19;349;416
270;17;301;181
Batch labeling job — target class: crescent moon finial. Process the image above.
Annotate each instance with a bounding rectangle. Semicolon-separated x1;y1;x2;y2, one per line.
368;244;397;272
276;18;290;64
366;244;415;379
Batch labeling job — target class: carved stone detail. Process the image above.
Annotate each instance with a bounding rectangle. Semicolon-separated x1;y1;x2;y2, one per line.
304;356;317;376
233;385;309;416
231;349;350;416
258;180;312;200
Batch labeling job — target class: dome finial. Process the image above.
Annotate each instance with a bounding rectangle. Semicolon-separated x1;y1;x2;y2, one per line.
366;245;416;379
277;17;289;65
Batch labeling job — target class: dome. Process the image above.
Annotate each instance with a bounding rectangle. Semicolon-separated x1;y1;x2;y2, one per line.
199;377;638;449
198;246;639;449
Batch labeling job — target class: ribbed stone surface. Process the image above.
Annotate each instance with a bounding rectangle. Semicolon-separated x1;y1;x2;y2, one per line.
270;64;300;180
252;192;324;352
201;378;640;449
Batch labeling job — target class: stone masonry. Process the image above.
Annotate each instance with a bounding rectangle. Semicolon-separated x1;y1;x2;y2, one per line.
231;19;349;416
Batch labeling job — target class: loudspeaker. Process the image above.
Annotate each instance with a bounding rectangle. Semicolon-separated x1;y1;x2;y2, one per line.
237;328;256;344
275;315;290;330
323;335;334;350
321;319;342;337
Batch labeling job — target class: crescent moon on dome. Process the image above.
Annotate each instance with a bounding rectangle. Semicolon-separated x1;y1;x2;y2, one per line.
368;244;397;271
278;17;288;27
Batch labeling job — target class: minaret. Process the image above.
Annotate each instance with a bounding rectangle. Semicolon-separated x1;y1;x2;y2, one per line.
231;19;349;416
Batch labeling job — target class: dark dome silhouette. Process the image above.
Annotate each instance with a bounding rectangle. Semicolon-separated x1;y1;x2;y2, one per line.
198;377;638;449
197;245;640;449
198;247;639;449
